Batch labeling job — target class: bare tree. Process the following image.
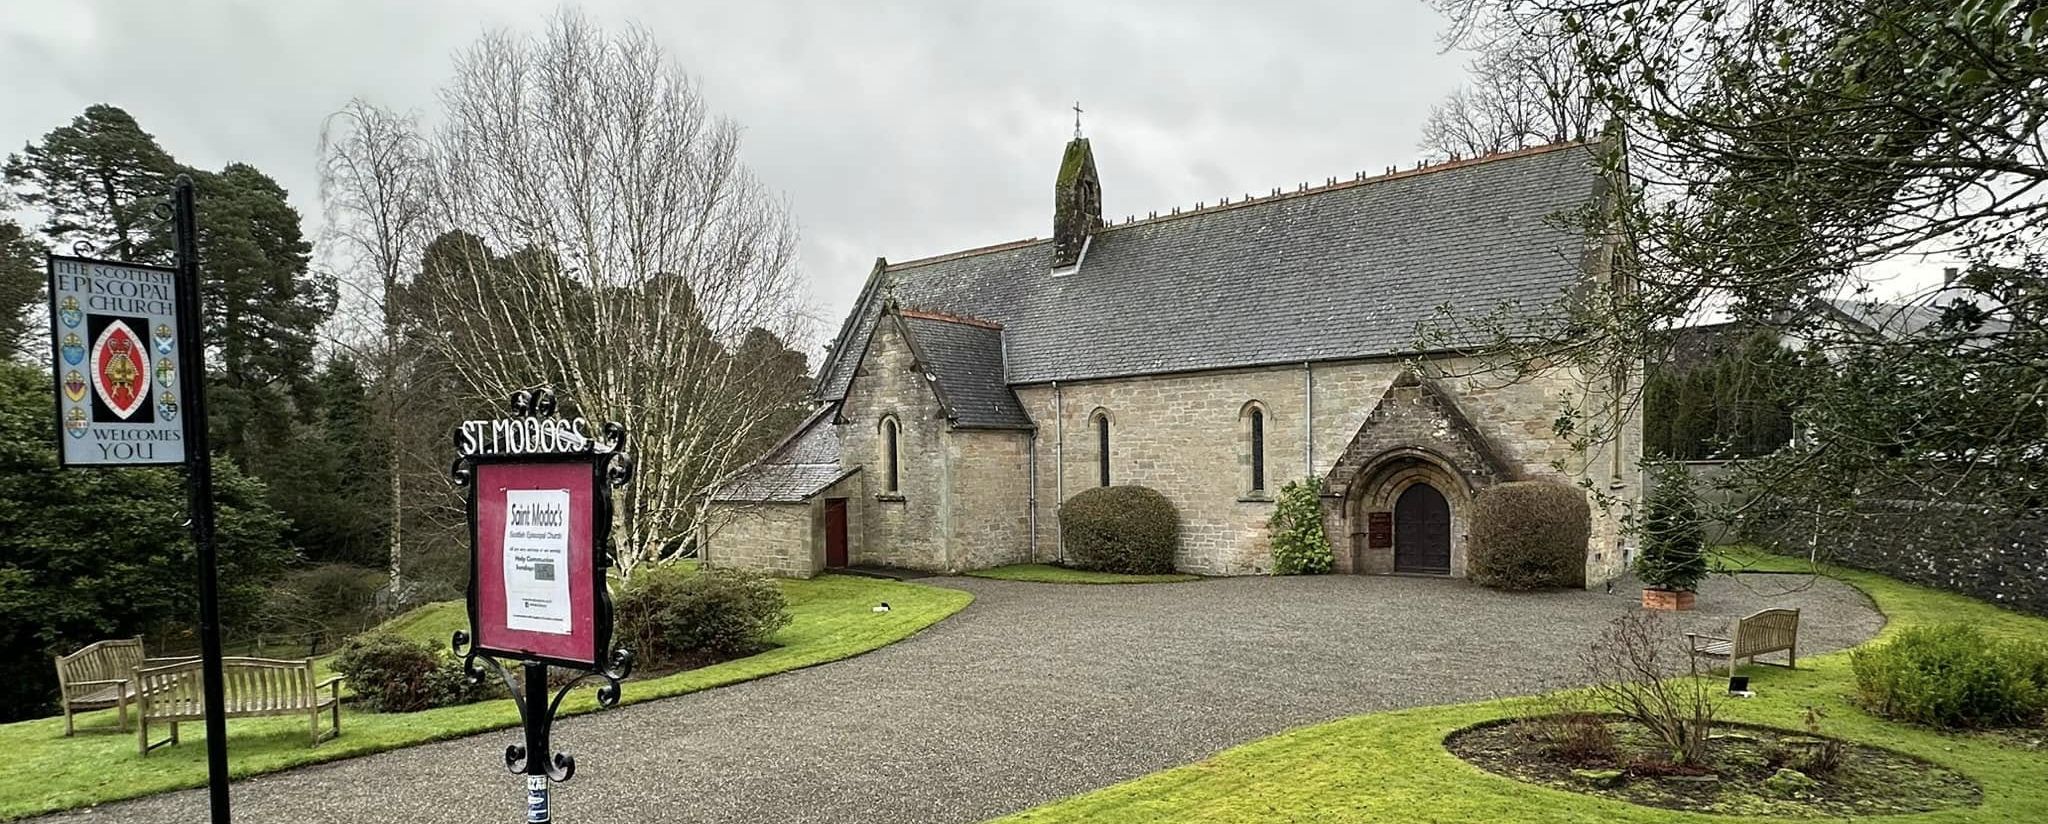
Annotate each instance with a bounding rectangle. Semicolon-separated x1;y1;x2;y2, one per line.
1421;9;1598;159
318;99;433;590
403;11;808;577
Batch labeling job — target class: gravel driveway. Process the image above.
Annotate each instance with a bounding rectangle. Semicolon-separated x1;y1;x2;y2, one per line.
42;572;1881;824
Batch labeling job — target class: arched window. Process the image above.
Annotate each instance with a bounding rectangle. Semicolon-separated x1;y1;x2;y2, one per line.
1250;407;1266;494
880;416;901;494
1093;409;1111;487
1241;401;1270;497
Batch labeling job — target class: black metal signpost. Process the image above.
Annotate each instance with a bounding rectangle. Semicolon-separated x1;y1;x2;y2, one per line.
173;176;234;824
46;175;231;823
450;388;634;823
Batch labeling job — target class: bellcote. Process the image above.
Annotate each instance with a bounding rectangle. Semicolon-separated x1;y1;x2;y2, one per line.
1052;137;1102;270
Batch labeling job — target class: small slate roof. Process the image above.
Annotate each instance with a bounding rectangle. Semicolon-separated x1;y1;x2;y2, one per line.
897;312;1032;428
711;405;854;503
1822;294;2010;342
817;141;1606;400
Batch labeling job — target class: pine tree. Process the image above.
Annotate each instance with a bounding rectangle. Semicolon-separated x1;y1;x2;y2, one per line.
732;327;812;459
191;163;335;461
258;355;392;567
3;105;179;262
0;220;43;359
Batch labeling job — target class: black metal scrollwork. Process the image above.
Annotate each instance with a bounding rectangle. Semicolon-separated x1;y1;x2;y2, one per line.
446;388;632;821
451;632;633;782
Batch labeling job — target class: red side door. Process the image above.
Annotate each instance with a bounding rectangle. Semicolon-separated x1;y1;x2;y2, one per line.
824;498;849;568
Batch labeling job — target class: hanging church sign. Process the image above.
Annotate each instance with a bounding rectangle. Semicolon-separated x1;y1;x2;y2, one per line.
46;255;188;466
450;388;635;823
453;389;632;669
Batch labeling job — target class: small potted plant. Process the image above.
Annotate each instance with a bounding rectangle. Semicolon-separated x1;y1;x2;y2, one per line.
1636;464;1708;610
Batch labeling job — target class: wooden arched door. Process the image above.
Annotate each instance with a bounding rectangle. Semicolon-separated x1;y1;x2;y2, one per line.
1394;483;1451;574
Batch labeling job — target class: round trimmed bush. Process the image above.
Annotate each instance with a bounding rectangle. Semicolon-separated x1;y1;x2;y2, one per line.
1062;485;1181;574
331;632;485;712
615;565;791;669
1468;479;1590;590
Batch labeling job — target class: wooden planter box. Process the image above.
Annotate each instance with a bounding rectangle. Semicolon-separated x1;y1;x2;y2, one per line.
1642;588;1696;611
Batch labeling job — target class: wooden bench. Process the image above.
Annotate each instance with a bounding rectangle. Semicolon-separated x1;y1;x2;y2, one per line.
1687;607;1800;678
134;657;342;755
53;638;195;736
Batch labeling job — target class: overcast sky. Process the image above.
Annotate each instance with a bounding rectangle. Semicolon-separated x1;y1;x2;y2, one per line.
0;0;1475;355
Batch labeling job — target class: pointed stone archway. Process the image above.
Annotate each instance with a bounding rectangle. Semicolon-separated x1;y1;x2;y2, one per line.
1320;370;1514;576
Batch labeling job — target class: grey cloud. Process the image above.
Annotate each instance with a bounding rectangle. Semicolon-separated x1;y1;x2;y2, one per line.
1;0;1466;355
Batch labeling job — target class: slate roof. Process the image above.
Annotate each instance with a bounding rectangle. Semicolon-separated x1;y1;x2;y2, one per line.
1822;294;2010;342
816;140;1607;401
710;405;855;503
897;312;1033;428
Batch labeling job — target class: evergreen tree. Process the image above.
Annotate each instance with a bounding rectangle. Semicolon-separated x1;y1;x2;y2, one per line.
3;105;179;262
732;326;812;458
1642;369;1678;459
0;220;43;359
0;360;290;719
1672;369;1717;460
193;163;333;398
258;355;391;567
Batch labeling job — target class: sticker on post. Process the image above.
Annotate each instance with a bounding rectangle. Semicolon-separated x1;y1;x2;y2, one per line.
503;488;573;635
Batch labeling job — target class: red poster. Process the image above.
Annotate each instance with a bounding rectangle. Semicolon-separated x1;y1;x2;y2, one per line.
473;461;599;666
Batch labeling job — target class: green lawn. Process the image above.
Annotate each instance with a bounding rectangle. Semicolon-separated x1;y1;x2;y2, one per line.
997;549;2048;823
4;572;971;821
967;563;1202;585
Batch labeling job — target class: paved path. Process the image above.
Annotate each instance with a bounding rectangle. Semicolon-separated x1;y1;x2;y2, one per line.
45;573;1881;824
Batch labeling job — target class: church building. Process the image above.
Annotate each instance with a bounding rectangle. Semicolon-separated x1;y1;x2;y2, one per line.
702;134;1640;585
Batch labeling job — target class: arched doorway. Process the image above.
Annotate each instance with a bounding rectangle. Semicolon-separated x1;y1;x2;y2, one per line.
1394;483;1451;574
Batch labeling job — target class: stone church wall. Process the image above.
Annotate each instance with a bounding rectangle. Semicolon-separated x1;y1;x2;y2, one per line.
1015;355;1641;582
702;502;815;577
1016;366;1303;575
946;428;1035;571
840;317;952;571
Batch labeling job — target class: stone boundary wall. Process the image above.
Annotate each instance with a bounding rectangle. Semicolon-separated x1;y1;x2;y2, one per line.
1743;501;2048;617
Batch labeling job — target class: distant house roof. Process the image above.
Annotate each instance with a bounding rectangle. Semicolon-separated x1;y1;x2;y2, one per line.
710;405;854;504
895;310;1032;429
815;140;1609;400
1820;293;2009;342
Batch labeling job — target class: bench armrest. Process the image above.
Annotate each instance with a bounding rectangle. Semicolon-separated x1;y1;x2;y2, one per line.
315;675;343;692
142;656;199;666
62;677;129;694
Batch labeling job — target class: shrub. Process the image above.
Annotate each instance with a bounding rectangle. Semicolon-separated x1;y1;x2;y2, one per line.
1268;478;1332;575
1468;479;1590;590
615;565;791;669
1635;464;1708;592
1581;612;1718;765
331;632;484;712
1851;623;2048;729
1061;485;1181;574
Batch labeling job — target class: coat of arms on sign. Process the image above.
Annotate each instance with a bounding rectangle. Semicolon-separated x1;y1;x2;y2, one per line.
90;318;150;420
